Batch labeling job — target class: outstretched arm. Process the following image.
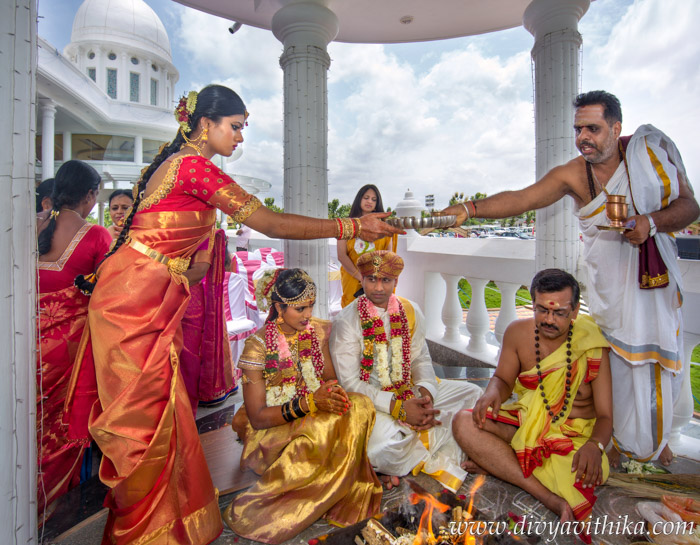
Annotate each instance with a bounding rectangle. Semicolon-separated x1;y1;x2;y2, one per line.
244;205;401;242
440;163;575;224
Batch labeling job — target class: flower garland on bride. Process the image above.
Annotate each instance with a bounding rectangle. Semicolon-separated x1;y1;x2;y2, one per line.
357;294;414;400
263;321;324;407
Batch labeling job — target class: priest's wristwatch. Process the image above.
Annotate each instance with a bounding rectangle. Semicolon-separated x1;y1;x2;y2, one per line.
589;440;605;454
645;214;657;237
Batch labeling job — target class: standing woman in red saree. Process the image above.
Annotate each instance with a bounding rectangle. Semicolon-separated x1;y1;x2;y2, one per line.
72;85;399;545
36;160;112;523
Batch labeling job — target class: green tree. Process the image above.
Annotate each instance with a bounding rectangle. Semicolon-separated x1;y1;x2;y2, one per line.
264;197;283;213
449;192;466;206
328;198;351;219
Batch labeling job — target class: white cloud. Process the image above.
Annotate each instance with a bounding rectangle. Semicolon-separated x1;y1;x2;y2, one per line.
174;7;282;99
583;0;700;194
325;42;535;209
171;0;699;207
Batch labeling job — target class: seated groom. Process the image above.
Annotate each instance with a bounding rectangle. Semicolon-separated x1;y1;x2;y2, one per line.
453;268;612;531
330;250;481;492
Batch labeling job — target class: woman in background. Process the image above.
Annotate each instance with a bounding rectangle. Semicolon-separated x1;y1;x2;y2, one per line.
105;189;134;239
338;184;398;307
36;160;111;523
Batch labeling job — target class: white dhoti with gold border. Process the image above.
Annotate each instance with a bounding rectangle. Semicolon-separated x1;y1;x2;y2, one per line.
367;378;481;492
576;124;689;461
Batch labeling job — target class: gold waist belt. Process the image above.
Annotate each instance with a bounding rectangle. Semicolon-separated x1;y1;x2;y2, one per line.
127;238;191;275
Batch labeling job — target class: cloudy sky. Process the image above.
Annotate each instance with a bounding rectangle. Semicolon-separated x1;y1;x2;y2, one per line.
38;0;699;210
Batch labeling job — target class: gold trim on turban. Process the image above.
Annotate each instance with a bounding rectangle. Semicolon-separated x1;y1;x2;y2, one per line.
356;250;404;279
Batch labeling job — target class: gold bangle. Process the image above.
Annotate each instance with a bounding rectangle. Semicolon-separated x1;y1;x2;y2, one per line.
355;218;362;239
306;392;318;414
390;399;403;419
398;405;407;422
342;218;354;240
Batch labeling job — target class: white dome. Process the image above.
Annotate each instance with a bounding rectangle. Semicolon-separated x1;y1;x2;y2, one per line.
70;0;172;62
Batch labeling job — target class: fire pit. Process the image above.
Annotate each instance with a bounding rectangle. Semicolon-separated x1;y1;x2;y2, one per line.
317;478;538;545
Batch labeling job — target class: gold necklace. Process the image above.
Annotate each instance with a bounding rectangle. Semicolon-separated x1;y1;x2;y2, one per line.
62;207;84;219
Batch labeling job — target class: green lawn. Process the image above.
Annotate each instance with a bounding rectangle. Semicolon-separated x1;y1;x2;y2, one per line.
457;280;531;310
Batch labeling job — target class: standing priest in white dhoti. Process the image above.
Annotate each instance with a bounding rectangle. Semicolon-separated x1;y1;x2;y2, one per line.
330;250;482;492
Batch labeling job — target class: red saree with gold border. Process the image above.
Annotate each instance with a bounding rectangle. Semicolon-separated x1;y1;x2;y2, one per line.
37;223;111;522
72;156;261;544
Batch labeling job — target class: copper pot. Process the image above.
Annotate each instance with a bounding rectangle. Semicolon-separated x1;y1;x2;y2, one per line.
605;194;628;228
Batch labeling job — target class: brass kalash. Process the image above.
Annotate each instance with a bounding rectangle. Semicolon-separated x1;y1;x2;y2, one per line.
597;194;632;232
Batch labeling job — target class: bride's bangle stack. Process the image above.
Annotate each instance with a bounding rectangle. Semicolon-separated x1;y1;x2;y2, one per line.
281;392;318;422
335;217;360;240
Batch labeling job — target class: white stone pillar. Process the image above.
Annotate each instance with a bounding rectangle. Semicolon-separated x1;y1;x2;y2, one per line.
40;99;56;181
62;130;72;161
0;0;38;542
162;68;169;107
272;1;338;319
120;51;128;101
669;333;698;450
134;134;143;165
523;0;590;273
96;46;104;90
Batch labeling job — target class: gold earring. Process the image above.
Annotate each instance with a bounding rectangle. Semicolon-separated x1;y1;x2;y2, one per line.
276;315;284;325
201;126;208;144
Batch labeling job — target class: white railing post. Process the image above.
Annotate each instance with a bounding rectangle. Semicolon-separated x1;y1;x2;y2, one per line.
424;271;445;339
465;277;489;353
494;281;520;344
440;273;463;344
669;332;699;450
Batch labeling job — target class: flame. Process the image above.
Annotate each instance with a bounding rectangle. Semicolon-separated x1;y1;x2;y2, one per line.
466;475;485;517
409;492;449;545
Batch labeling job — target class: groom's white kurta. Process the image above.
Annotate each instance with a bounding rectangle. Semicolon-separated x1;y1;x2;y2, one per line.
330;297;482;491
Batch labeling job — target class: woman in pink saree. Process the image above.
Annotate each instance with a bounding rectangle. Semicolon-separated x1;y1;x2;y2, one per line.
181;229;237;417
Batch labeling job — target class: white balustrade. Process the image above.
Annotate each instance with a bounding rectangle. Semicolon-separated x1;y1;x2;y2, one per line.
494;281;521;344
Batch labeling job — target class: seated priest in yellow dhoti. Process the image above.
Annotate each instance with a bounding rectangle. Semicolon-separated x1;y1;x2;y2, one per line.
452;268;612;542
330;250;482;493
224;268;382;545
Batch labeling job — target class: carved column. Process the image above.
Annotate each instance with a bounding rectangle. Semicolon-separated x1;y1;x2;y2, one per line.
0;0;38;541
272;1;338;318
524;0;590;273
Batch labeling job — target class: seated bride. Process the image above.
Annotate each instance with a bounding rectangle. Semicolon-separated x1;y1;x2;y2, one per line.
224;268;382;544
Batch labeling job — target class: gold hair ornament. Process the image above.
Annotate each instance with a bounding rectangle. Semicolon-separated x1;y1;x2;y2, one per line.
272;270;316;306
174;90;198;133
49;210;60;220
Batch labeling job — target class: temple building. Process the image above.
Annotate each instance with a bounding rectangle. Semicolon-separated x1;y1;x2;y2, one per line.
37;0;178;195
